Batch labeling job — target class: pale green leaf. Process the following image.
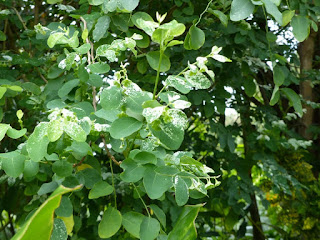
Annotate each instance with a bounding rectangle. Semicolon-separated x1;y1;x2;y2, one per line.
0;123;10;141
230;0;255;21
63;121;87;142
93;16;111;41
0;151;25;178
27;122;50;162
88;62;110;74
47;120;64;142
281;88;303;116
12;185;81;240
291;16;310;42
262;0;282;25
100;86;123;110
174;176;189;206
110;117;143;139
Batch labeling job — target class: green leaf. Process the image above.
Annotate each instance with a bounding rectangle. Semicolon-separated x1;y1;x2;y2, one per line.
47;0;62;3
12;185;81;240
119;0;139;11
76;168;101;189
184;71;211;89
174;177;189;206
52;160;73;177
0;30;7;41
0;123;10;141
89;181;114;199
140;217;160;240
282;10;295;27
149;204;166;228
165;75;192;94
0;151;25;178
93;16;111;41
27;122;50;162
132;12;159;36
126;91;152;114
38;182;59;195
23;160;39;178
122;212;145;238
98;207;122;238
120;158;146;182
58;79;79;98
262;0;282;25
0;86;7;99
110;117;143;139
88;0;104;5
172;100;191;109
167;205;202;240
47;32;66;48
47;120;64;142
243;78;256;97
51;218;67;240
100;86;122;110
142;106;165;124
281;88;303;116
150;121;184;150
67;141;92;159
143;166;178;199
74;43;91;54
146;51;171;72
273;65;285;86
210;9;228;27
188;25;205;50
48;64;65;79
63;121;87;142
270;85;280;106
55;196;73;217
133;151;157;165
230;0;255;21
88;62;110;74
291;16;310;42
88;74;103;87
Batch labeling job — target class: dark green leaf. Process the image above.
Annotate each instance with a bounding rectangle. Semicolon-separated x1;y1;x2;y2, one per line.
98;207;122;238
140;217;160;240
89;181;114;199
146;51;171;72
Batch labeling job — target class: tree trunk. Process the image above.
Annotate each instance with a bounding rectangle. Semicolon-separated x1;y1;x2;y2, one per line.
298;30;317;139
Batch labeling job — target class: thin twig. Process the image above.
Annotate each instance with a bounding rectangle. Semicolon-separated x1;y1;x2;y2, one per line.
12;7;27;30
133;183;150;217
73;156;86;168
36;67;48;83
195;0;214;26
102;137;121;166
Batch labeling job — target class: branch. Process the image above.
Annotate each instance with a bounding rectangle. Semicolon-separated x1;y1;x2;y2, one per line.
36;67;48;83
101;136;121;166
12;7;27;31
